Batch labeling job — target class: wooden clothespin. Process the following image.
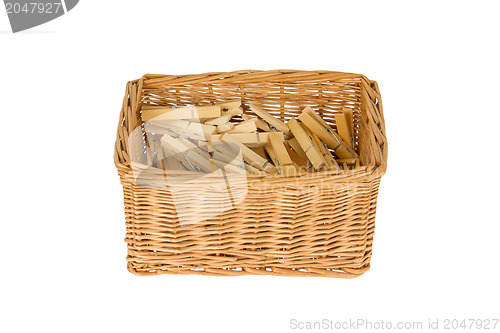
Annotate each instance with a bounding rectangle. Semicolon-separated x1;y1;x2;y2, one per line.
147;118;190;130
143;120;188;140
266;143;305;175
303;126;340;171
287;138;308;161
216;123;235;133
182;149;215;173
221;107;243;117
242;114;280;133
217;98;241;111
163;154;187;171
197;140;223;153
212;143;242;166
298;108;358;159
160;133;215;173
142;105;221;122
268;132;293;166
160;133;193;170
249;104;291;135
252;147;268;159
284;144;308;168
147;118;215;141
242;162;264;175
236;143;277;174
335;112;352;150
204;114;232;126
211;159;246;174
212;150;236;166
264;145;278;167
287;117;325;170
228;119;258;133
186;122;216;136
216;132;284;146
268;132;305;175
146;134;163;168
176;137;212;160
342;107;354;137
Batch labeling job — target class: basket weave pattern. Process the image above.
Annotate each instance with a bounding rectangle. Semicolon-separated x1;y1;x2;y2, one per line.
114;70;387;278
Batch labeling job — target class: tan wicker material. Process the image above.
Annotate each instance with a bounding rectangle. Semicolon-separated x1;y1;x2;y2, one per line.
114;70;387;278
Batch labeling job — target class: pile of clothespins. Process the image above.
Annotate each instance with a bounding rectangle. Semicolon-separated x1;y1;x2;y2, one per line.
141;99;359;175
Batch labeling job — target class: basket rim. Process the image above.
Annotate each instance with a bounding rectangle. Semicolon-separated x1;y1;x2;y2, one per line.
139;69;370;87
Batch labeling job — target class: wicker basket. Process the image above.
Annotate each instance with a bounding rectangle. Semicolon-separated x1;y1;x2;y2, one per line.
114;70;387;278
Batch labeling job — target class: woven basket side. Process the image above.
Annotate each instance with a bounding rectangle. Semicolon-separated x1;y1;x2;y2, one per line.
114;79;142;174
359;78;387;174
121;175;380;278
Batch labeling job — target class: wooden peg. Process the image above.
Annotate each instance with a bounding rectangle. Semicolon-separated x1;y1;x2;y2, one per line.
147;135;163;168
228;119;258;133
264;145;303;175
186;122;216;136
146;118;213;140
241;114;252;121
268;132;293;166
298;110;358;159
164;153;186;171
264;145;279;167
252;147;268;159
237;143;277;174
287;138;308;161
183;150;216;173
242;114;279;132
143;120;188;139
213;150;237;166
212;144;242;166
249;104;291;135
334;113;352;148
216;123;235;133
211;158;245;174
204;114;232;126
147;119;190;130
176;137;211;160
217;132;284;146
142;105;221;121
305;127;340;171
302;106;332;129
217;98;241;111
222;107;243;117
160;133;190;155
197;140;223;153
286;117;325;170
284;144;308;168
160;133;194;170
243;163;264;175
160;133;215;173
342;107;354;137
163;126;209;142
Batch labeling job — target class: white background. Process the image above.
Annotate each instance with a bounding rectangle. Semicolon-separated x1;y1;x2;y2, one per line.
1;1;499;332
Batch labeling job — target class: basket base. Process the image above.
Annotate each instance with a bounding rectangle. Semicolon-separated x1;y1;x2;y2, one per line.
127;262;370;278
